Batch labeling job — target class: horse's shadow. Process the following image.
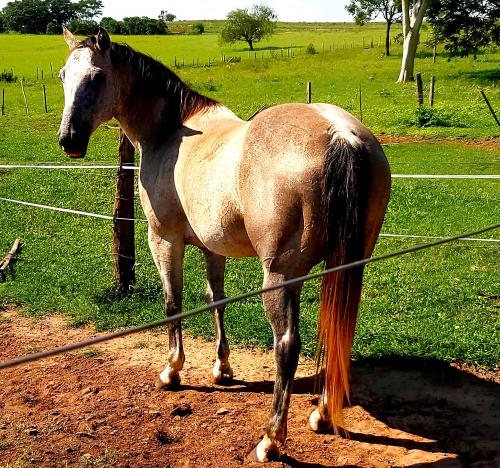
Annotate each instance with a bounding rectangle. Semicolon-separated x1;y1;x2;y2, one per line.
183;357;499;467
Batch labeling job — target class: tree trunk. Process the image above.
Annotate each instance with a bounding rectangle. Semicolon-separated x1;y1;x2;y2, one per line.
397;0;430;83
397;31;419;82
247;39;254;51
385;21;391;56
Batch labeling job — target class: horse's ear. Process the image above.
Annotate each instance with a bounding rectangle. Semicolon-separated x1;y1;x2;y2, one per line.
63;27;78;50
96;27;110;52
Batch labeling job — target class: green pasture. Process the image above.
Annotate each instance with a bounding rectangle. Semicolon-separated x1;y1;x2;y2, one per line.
0;23;499;137
0;24;499;369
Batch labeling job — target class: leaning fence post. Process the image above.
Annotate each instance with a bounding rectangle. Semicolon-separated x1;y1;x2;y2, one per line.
416;73;424;106
307;81;312;104
480;90;500;126
20;79;29;115
359;84;363;123
43;85;48;113
114;131;136;294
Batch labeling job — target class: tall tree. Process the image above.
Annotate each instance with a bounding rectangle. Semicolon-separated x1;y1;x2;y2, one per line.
345;0;401;56
397;0;430;82
2;0;50;33
427;0;500;59
220;4;277;51
47;0;74;31
158;10;175;22
73;0;102;21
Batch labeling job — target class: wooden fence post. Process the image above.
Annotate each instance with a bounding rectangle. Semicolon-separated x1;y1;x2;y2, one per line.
416;73;424;106
20;79;29;115
433;43;437;64
429;76;435;107
50;62;54;79
43;85;48;113
480;90;500;126
114;131;136;293
1;89;4;116
359;84;363;123
307;81;312;104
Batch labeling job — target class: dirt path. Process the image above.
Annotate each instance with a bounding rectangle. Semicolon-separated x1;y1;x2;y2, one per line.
376;135;500;151
0;307;499;467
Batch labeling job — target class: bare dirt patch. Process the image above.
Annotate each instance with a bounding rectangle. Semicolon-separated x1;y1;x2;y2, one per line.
0;307;498;467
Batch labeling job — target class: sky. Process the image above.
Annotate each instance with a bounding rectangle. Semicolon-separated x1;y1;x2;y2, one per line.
0;1;354;22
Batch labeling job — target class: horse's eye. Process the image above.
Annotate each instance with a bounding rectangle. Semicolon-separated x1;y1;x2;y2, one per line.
59;69;65;82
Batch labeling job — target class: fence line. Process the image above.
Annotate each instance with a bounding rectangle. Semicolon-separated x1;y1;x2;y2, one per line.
0;197;146;223
0;196;499;243
0;222;498;371
0;164;498;179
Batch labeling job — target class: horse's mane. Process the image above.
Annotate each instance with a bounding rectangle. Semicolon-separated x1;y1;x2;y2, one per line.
76;37;218;124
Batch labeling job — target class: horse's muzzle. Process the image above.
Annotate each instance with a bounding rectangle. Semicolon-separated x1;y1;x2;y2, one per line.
57;128;89;159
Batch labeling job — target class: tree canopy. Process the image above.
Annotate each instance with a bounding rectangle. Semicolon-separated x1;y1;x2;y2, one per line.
427;0;500;58
345;0;402;55
1;0;102;34
220;4;277;51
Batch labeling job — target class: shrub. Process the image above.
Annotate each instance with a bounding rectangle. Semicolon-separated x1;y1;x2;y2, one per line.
0;70;17;83
306;43;316;55
192;22;205;34
412;106;463;128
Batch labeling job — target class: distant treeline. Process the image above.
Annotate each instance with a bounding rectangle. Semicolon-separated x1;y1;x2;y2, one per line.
0;0;204;35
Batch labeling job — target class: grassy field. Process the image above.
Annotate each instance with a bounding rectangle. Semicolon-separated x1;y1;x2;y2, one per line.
0;24;499;368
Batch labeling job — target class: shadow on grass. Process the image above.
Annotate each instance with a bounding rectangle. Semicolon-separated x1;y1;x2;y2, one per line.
179;356;499;466
460;69;500;86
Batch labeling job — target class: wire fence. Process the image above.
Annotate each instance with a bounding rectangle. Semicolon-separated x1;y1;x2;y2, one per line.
0;222;498;372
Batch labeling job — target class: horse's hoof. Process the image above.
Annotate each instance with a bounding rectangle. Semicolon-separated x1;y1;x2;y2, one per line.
307;408;332;433
210;361;234;385
155;373;181;390
249;436;280;463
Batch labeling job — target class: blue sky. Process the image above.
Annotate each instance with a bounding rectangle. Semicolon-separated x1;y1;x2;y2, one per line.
0;1;354;22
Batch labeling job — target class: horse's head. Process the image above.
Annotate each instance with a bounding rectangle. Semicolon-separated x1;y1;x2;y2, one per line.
58;28;116;158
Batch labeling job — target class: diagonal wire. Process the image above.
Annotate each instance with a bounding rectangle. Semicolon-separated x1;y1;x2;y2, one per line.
0;222;498;372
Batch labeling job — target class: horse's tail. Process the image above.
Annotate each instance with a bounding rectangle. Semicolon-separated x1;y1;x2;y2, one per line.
318;129;368;433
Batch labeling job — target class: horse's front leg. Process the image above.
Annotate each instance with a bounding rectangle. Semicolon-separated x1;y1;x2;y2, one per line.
252;268;302;462
203;251;233;384
148;229;185;389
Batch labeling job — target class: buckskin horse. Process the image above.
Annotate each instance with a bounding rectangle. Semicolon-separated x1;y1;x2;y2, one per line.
57;28;390;462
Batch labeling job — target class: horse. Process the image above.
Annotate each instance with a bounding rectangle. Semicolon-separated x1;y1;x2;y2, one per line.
57;28;391;462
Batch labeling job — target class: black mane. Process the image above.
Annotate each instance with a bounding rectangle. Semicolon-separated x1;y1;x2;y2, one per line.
78;38;218;124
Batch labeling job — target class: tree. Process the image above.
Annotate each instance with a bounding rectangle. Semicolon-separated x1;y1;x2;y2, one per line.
0;12;5;32
121;16;167;35
427;0;500;59
346;1;401;56
2;0;51;33
47;0;74;31
100;16;121;34
397;0;430;82
220;4;277;51
73;0;103;22
158;10;175;22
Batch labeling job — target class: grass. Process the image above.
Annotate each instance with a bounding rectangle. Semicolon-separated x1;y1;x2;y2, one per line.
0;23;499;369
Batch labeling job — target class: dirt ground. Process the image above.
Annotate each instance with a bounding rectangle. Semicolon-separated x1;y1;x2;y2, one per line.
0;307;499;468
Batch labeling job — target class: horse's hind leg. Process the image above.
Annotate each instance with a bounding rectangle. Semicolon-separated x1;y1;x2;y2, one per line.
148;229;186;389
204;251;233;384
253;265;303;462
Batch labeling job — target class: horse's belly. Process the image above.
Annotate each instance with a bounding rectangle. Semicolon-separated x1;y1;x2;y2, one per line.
185;199;256;258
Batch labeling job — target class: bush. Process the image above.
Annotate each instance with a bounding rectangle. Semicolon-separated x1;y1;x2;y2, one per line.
306;43;316;55
412;106;463;127
192;22;205;34
0;70;17;83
